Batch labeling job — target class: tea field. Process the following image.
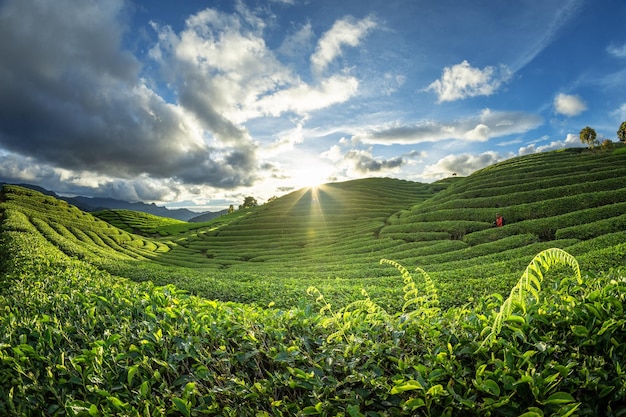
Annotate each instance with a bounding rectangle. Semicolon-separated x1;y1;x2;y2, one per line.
1;147;626;415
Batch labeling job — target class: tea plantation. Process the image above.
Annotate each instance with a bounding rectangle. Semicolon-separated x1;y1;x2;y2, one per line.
1;147;626;415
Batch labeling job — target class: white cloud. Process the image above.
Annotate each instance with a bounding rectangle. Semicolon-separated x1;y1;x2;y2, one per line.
607;43;626;58
151;8;364;130
610;103;626;121
353;109;542;145
554;93;587;116
0;0;259;188
278;22;314;56
310;15;377;75
518;133;580;155
426;60;512;103
263;118;308;155
421;151;512;180
511;0;583;72
0;152;182;203
382;72;406;95
321;145;344;162
253;74;359;117
465;123;491;141
151;9;293;133
0;153;54;182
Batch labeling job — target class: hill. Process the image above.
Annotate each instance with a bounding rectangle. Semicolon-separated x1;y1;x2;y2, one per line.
2;147;626;414
64;195;204;221
47;148;626;311
3;148;626;310
188;209;229;222
0;182;212;221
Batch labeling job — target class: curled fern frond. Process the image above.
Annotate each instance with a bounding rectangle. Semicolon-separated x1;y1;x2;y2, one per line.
307;285;349;342
380;259;412;282
482;248;581;346
306;286;325;304
380;259;440;319
343;298;390;325
414;266;440;313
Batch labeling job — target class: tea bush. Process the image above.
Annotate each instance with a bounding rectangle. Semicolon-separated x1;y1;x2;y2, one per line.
2;230;626;415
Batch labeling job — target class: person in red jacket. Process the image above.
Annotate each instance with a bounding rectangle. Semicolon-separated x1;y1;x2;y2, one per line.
495;213;504;227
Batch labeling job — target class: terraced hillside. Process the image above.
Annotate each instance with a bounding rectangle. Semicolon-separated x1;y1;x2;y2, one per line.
2;147;626;415
133;178;436;273
2;147;626;311
0;178;437;310
94;148;626;309
378;147;626;302
0;186;172;264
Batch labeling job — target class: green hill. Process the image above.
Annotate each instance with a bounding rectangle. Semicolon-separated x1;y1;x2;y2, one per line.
2;147;626;415
7;147;624;311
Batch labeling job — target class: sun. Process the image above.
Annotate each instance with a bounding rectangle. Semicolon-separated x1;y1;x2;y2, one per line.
292;161;334;189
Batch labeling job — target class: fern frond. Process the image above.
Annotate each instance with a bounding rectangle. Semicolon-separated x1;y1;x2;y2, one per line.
403;284;418;301
381;258;411;281
482;248;581;346
414;266;440;311
307;286;348;342
344;299;388;317
380;259;440;319
401;296;423;311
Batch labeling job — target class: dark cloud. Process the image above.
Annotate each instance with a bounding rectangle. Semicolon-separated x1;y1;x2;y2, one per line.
0;0;258;189
343;149;404;174
354;110;542;145
176;73;252;146
0;152;178;202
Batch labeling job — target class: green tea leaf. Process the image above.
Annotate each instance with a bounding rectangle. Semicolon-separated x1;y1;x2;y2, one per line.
107;396;126;409
140;380;150;398
479;379;500;396
402;397;426;410
570;325;588;337
391;380;424;394
300;406;320;415
127;365;138;385
172;397;190;417
543;391;575;405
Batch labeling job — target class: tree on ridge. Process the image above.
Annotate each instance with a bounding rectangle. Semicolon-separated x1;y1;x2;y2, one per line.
579;126;598;151
240;196;258;210
618;121;626;142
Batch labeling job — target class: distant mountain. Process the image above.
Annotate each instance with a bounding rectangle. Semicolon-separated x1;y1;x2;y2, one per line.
0;182;215;221
188;209;229;222
63;196;205;221
0;182;60;198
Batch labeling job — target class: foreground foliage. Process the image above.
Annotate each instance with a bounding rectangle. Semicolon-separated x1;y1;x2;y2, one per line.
2;218;626;415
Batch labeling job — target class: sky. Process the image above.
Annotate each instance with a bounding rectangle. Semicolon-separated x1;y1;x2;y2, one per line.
0;0;625;212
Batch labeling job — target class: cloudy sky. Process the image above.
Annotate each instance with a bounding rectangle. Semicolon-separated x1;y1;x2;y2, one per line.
0;0;625;211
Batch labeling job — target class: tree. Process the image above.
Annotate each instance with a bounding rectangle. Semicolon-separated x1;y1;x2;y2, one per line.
228;204;234;214
241;196;257;209
601;139;614;151
579;126;598;150
618;121;626;142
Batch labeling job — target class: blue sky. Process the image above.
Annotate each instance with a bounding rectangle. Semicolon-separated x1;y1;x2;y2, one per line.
0;0;624;211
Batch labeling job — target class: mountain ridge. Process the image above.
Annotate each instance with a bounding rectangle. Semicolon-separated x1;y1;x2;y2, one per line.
0;181;220;221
